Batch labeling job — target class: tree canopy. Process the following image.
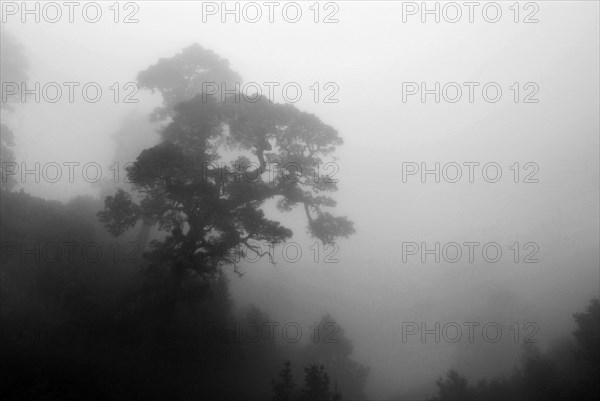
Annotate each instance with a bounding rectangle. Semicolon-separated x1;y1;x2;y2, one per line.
99;43;354;284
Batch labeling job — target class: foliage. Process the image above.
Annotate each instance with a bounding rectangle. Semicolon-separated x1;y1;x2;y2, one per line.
272;360;343;401
272;360;296;401
100;44;354;288
428;298;600;401
1;44;362;401
431;370;472;401
137;43;242;122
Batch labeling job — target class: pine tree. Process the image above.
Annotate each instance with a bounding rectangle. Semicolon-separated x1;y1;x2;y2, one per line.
300;363;331;401
272;360;296;401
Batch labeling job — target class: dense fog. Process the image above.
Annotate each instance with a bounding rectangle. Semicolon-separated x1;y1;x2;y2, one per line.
1;2;598;400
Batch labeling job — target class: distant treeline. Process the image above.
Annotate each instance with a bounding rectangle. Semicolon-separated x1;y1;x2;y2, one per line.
427;298;599;401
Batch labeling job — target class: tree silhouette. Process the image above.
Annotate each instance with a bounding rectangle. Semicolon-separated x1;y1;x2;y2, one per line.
573;298;599;367
272;360;296;401
300;363;332;401
572;298;600;400
97;46;354;399
431;369;472;401
99;45;354;291
428;299;600;401
137;43;242;122
272;360;344;401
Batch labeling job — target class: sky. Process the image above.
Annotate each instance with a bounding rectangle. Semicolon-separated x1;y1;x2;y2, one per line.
2;1;599;398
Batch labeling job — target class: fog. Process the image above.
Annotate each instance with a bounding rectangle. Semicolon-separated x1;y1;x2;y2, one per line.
1;2;599;400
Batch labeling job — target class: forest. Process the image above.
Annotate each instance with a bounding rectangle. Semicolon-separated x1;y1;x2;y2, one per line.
1;7;599;400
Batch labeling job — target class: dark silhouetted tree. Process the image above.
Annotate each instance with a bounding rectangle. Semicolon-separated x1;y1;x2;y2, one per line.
431;370;472;401
272;361;343;401
119;44;240;249
572;298;600;400
573;298;599;367
300;363;331;401
428;299;600;401
99;46;354;296
96;45;354;400
137;43;242;122
272;360;296;401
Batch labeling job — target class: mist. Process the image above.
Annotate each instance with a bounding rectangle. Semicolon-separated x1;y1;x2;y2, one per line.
1;2;598;400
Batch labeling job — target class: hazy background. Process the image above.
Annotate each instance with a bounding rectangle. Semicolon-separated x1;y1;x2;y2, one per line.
2;1;599;399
